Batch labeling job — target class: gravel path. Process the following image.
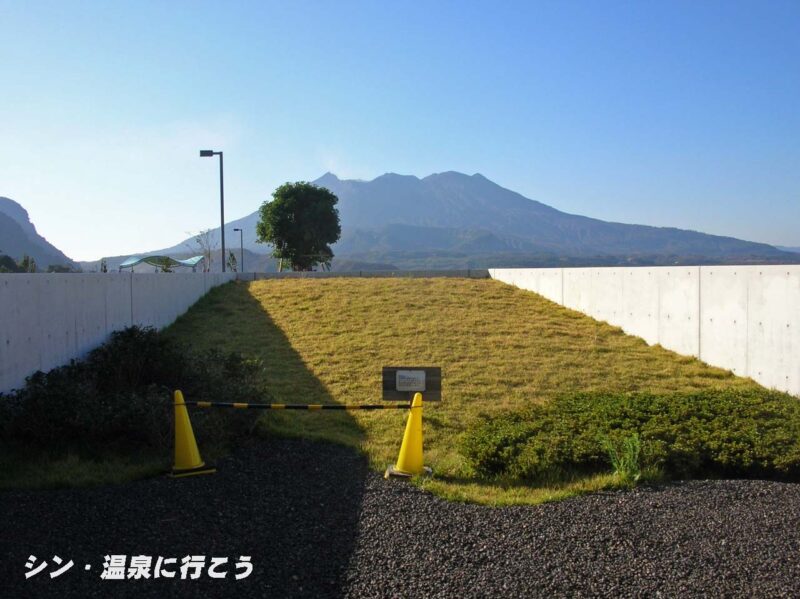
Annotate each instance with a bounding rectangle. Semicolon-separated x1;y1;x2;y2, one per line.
2;438;800;598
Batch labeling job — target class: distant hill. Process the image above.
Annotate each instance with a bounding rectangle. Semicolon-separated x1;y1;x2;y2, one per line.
0;197;77;270
777;246;800;254
82;171;798;271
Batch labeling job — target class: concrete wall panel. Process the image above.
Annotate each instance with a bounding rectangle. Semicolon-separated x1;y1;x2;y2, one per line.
535;268;564;302
563;268;592;314
72;275;108;360
0;278;14;387
105;274;133;333
0;273;232;393
592;268;625;324
656;267;700;357
620;268;660;345
130;274;159;329
699;267;748;376
745;267;800;396
1;276;45;384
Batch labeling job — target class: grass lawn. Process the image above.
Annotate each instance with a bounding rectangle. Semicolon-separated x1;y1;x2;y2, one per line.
164;277;762;505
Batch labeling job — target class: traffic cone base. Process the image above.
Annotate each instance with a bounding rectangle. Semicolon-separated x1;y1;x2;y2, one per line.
384;464;432;479
170;464;217;478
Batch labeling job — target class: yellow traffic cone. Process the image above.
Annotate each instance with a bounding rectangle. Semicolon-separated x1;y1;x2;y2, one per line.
171;390;216;478
385;393;431;478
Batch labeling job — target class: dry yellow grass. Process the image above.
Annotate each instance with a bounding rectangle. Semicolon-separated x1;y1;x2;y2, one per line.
165;277;760;504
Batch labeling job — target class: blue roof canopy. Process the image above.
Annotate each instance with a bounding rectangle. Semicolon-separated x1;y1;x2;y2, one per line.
118;255;205;269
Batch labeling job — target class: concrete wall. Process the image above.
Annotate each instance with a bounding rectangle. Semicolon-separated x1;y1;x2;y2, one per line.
489;266;800;396
0;273;235;393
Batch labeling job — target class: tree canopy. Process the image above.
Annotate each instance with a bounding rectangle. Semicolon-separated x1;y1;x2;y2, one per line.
0;254;38;273
0;254;21;273
256;182;341;271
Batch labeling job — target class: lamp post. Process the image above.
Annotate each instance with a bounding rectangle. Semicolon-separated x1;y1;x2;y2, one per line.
233;227;244;273
199;150;225;272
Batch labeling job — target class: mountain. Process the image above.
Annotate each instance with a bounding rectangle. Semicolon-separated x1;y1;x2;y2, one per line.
82;171;798;271
320;172;793;261
0;198;77;270
777;246;800;254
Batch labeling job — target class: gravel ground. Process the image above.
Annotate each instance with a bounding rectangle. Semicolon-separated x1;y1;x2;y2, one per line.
2;438;800;598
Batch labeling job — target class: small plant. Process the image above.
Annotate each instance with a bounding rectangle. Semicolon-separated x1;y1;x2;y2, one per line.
604;433;641;486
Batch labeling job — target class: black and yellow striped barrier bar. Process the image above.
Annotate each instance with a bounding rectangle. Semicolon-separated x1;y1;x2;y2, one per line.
178;401;416;410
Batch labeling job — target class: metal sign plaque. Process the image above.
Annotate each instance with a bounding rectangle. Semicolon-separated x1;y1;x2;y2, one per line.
396;370;426;392
382;366;441;401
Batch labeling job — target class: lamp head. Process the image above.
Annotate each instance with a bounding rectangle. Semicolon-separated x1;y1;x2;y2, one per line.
199;150;215;157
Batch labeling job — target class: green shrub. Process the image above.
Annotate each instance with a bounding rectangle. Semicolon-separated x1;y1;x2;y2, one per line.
0;326;267;457
460;389;800;483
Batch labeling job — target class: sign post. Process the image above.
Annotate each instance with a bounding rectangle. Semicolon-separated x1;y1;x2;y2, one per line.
381;366;441;402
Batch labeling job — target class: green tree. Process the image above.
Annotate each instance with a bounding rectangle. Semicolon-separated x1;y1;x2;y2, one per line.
157;258;173;273
0;254;22;273
18;255;37;273
256;182;341;272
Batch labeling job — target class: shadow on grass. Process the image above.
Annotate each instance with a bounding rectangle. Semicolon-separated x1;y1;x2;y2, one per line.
167;281;367;448
0;282;373;597
161;281;372;595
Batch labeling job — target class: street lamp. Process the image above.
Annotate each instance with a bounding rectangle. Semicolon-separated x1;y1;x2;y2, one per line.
233;227;244;273
199;150;226;272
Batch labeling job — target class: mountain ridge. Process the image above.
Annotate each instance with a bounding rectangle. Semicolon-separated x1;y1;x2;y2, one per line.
78;171;797;270
0;197;77;269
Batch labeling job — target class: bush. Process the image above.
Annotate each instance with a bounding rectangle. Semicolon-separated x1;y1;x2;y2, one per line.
0;326;267;456
460;389;800;483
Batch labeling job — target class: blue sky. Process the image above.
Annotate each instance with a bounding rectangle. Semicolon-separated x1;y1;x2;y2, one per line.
1;0;798;260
